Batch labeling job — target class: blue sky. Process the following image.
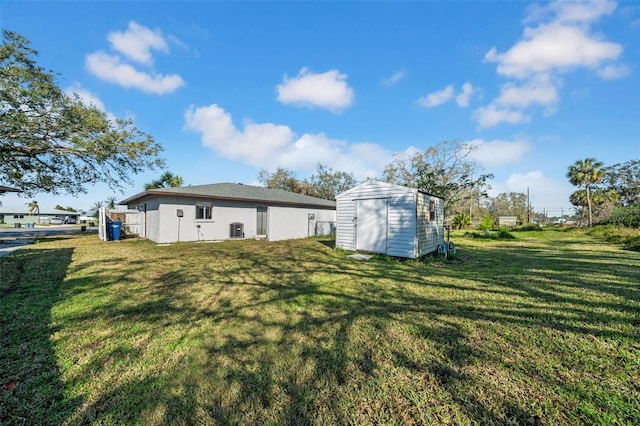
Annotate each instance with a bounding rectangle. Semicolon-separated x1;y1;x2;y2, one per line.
1;0;639;216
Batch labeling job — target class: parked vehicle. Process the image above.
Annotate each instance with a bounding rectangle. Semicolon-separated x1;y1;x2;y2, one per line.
49;217;63;225
64;218;77;224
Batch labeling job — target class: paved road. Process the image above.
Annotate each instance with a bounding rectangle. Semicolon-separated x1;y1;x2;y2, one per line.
0;226;98;257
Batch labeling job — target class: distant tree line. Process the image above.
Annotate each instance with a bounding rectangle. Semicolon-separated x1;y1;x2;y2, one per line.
260;145;638;230
257;164;357;201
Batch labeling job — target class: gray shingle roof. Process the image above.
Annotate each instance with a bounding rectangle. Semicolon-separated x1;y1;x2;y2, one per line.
120;183;336;208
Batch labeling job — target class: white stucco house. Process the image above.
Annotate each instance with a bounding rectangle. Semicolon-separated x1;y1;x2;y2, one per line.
119;183;336;243
335;180;445;259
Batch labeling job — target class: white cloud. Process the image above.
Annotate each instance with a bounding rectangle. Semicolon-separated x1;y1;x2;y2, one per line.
503;170;574;210
417;85;454;108
494;74;559;108
276;68;354;112
107;21;169;65
383;70;406;86
476;0;625;129
527;0;617;25
465;139;530;167
456;82;475;107
472;105;531;129
86;23;184;95
184;104;391;179
596;64;631;79
86;51;184;95
484;23;622;79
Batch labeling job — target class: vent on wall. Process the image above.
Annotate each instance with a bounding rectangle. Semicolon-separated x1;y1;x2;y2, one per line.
230;222;244;238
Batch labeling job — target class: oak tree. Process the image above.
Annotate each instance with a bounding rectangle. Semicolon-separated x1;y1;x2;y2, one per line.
0;30;164;196
382;140;493;216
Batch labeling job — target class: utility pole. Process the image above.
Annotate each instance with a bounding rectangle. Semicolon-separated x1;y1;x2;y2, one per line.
527;187;530;224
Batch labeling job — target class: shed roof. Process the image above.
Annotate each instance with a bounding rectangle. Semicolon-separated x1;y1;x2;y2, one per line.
336;179;444;200
120;183;336;208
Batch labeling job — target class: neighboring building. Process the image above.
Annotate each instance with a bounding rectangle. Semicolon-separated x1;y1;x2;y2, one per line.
119;183;336;244
335;180;445;259
498;216;518;228
0;206;80;226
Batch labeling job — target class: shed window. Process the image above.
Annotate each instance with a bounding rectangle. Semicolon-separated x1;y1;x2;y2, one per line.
196;203;212;220
429;200;436;221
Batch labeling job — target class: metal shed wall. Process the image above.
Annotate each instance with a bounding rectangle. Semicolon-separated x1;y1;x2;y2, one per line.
416;192;445;257
386;195;418;258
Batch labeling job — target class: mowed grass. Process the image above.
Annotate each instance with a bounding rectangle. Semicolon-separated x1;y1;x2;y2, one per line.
1;229;639;425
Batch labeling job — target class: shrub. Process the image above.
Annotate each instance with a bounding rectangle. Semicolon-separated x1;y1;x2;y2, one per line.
452;213;471;230
463;229;516;240
480;215;494;230
513;224;543;232
497;229;516;239
624;236;640;252
588;224;640;251
601;204;640;228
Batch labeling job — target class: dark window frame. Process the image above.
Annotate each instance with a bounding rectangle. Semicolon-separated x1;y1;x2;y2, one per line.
196;203;213;220
429;200;436;221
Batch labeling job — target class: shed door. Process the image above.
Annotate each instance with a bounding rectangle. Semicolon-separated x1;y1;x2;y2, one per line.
356;198;388;253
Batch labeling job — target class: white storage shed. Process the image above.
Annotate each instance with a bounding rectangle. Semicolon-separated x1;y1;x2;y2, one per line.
335;180;445;258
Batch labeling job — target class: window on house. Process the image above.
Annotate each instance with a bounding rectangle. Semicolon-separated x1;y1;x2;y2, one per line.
196;203;212;220
429;200;436;221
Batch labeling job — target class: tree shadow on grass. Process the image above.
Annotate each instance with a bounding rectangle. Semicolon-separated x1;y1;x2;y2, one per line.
0;247;82;425
32;235;640;425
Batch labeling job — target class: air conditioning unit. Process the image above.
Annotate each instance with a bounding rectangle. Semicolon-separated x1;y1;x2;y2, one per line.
230;222;244;238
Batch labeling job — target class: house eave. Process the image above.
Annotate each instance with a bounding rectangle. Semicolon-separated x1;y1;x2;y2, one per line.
121;190;335;209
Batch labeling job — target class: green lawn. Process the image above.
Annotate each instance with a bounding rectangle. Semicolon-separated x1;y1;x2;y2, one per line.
1;229;639;425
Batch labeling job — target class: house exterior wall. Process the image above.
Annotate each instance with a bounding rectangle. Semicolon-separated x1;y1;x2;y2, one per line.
267;206;336;241
336;180;445;258
128;195;335;244
135;198;161;242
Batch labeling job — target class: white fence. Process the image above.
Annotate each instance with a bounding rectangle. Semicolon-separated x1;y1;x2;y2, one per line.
98;207;144;241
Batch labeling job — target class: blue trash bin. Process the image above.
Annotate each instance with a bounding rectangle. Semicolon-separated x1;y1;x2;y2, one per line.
111;221;122;241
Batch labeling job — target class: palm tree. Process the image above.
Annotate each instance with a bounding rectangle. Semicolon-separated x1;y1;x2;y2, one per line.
26;200;39;215
567;158;605;227
106;196;118;209
145;172;184;189
569;190;588;225
26;200;39;223
92;201;103;218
